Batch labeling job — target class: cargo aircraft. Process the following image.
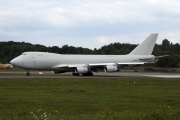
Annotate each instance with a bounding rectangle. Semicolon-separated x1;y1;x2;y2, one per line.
10;33;167;76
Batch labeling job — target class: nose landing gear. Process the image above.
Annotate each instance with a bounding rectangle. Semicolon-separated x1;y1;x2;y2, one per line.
26;71;30;76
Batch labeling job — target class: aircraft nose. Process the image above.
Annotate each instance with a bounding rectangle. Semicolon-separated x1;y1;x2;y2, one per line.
10;56;22;67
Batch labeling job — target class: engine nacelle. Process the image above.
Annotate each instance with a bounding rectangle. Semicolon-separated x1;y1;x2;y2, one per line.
105;65;119;72
76;66;89;74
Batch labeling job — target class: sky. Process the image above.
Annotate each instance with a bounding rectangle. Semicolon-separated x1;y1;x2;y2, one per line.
0;0;180;49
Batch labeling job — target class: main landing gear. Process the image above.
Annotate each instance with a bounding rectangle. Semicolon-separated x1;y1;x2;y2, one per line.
26;71;30;76
72;71;93;76
72;73;79;76
82;71;93;76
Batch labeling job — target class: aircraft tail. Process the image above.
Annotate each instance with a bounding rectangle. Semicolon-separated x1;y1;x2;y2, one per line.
129;33;158;55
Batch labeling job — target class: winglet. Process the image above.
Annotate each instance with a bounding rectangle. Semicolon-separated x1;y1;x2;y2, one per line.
129;33;158;55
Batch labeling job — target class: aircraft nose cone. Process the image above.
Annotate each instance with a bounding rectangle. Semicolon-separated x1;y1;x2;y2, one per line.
10;56;22;67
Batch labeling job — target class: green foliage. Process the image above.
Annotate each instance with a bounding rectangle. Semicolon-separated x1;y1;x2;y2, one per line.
153;42;180;67
156;55;180;67
162;39;170;46
0;40;180;67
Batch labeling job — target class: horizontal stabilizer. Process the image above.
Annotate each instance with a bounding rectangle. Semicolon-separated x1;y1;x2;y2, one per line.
155;55;169;58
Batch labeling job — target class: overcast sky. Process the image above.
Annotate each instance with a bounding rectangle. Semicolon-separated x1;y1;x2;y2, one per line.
0;0;180;49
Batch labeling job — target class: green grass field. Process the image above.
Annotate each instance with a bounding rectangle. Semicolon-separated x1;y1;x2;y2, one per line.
0;78;180;120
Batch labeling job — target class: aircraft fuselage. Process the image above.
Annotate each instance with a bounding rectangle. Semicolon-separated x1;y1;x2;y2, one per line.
11;52;154;70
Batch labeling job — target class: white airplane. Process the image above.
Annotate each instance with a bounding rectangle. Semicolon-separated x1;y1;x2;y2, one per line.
10;33;167;76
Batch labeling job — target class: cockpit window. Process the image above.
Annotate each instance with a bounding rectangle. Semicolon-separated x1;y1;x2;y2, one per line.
22;54;26;55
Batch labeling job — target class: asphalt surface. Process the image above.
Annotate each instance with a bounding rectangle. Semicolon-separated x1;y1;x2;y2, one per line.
0;72;180;78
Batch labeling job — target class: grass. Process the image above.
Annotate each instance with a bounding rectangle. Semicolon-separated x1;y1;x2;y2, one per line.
0;68;71;76
0;78;180;119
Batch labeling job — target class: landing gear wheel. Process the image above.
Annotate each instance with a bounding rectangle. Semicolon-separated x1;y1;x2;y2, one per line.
82;72;93;76
26;71;30;76
72;73;79;76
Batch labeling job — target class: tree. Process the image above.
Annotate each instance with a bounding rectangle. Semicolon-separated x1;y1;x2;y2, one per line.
156;56;179;67
0;40;179;67
162;39;170;46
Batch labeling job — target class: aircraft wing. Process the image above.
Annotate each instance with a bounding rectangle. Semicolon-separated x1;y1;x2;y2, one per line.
52;62;145;69
52;64;84;68
89;62;144;67
52;62;145;73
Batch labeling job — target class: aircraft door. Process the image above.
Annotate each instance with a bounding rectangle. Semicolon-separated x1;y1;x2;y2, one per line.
32;57;36;67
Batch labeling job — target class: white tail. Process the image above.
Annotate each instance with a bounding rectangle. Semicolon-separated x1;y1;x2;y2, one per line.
129;33;158;55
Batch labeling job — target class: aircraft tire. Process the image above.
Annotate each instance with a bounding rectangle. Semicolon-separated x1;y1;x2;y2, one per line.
26;72;30;76
72;73;79;76
82;72;93;76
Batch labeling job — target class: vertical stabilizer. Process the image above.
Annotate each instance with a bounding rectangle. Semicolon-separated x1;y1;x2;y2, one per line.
129;33;158;55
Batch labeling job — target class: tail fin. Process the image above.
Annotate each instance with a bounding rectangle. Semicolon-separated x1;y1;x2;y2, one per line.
129;33;158;55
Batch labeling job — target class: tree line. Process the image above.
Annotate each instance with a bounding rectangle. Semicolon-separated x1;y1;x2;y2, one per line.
0;39;179;67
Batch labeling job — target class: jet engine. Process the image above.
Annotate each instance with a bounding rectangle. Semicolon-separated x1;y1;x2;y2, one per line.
76;66;89;74
105;65;119;72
